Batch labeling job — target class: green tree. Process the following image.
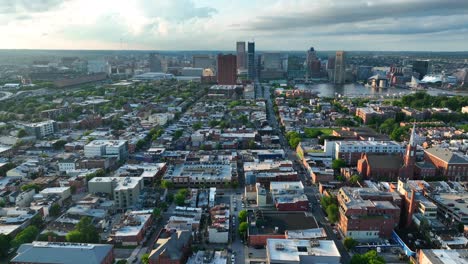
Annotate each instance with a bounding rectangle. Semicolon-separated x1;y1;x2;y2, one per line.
238;222;248;237
350;250;385;264
11;226;39;248
66;230;83;242
0;234;11;257
209;120;220;127
66;216;99;243
159;202;168;211
161;180;174;189
332;159;346;170
153;208;161;219
21;183;41;193
30;214;44;228
174;194;185;206
343;237;358;251
247;140;256;149
52;140;67;150
142;253;150;264
49;204;61;217
303;128;323;138
17;128;27;138
173;130;183;139
320;195;337;209
238;210;247;222
136;139;147;150
326;204;339;223
192;122;202;130
349;175;361;185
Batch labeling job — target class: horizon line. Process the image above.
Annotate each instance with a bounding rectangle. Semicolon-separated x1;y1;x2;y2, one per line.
0;48;468;53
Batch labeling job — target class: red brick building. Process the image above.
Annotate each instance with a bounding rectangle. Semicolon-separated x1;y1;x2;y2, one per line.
424;147;468;181
216;54;237;85
248;211;318;246
357;153;403;181
149;231;192;264
337;187;401;240
110;212;153;245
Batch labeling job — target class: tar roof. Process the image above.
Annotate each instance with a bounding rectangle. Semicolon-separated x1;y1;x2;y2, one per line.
11;242;113;264
366;154;402;169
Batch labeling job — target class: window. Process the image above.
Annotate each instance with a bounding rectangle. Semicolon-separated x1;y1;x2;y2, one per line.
297;246;308;252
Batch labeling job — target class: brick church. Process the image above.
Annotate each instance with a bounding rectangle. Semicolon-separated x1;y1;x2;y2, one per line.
357;125;436;181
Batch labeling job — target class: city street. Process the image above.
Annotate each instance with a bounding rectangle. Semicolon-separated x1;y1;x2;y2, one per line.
261;81;351;264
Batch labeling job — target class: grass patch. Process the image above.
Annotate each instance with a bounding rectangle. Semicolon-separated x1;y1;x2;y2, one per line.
303;128;334;138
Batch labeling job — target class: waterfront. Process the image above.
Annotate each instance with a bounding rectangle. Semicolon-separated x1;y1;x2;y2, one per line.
298;83;468;98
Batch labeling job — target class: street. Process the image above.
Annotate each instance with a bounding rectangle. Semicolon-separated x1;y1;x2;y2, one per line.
261;81;351;264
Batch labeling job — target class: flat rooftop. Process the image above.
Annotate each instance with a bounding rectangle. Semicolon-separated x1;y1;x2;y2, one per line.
434;192;468;217
421;249;468;264
113;213;151;237
335;140;402;148
164;162;232;181
209;85;242;90
267;239;340;262
249;211;318;235
85;140;127;147
285;228;327;239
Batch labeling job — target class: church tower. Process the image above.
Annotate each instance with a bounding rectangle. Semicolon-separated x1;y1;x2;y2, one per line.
402;124;417;178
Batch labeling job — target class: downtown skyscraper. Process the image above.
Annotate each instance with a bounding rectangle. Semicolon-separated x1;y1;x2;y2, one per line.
217;54;237;85
236;41;246;70
334;51;346;84
248;42;255;80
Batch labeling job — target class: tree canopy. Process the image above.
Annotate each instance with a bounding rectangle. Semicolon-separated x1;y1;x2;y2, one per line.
238;210;247;222
11;226;39;248
350;250;385;264
66;216;99;243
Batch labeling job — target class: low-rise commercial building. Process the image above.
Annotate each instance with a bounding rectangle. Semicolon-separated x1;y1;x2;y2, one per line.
266;239;341;264
84;140;129;161
110;210;153;245
333;140;404;165
418;249;468;264
23;120;57;139
163;162;234;187
11;242;114;264
208;204;230;244
424;148;468;181
270;182;309;211
337;187;401;241
149;230;192;264
88;177;143;209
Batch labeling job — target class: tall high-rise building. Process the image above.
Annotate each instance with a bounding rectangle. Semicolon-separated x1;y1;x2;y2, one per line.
149;53;162;72
412;60;432;80
306;47;321;78
287;55;306;79
306;47;317;65
236;42;246;70
247;42;255;80
193;54;215;70
334;51;346;84
217;54;237;85
262;53;282;70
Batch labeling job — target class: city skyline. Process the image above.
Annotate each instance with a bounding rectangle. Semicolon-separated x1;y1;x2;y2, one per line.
0;0;467;51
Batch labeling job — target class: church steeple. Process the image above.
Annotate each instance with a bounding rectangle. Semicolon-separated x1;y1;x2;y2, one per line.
403;123;417;178
409;123;416;147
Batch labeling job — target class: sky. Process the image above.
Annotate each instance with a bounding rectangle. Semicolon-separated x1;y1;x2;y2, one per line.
0;0;467;51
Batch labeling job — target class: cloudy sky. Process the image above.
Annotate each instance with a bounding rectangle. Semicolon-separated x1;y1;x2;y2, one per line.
0;0;467;51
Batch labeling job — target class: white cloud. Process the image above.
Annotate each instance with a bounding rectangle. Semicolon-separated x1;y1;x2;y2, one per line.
0;0;466;50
